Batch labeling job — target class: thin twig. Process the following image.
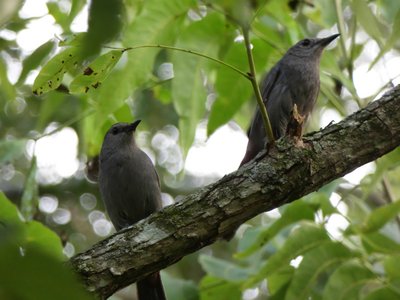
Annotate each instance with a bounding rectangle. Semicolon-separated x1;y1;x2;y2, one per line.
124;44;251;80
242;28;275;142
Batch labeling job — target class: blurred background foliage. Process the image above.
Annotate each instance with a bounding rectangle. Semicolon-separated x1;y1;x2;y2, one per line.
1;0;400;299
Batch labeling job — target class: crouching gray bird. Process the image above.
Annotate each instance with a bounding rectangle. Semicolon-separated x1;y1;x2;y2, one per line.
240;34;340;166
99;120;166;300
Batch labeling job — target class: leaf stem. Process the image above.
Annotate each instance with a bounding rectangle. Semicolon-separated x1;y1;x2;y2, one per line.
124;45;251;80
241;28;275;142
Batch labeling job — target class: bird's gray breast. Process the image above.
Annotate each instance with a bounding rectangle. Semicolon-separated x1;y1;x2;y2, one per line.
284;60;320;116
99;148;161;230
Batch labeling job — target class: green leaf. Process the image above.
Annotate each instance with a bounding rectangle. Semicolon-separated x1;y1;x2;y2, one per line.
305;192;338;217
236;201;315;258
124;0;196;88
268;281;291;300
20;157;38;221
47;0;86;32
171;13;224;154
236;226;266;254
285;242;354;300
82;0;123;57
32;46;81;95
0;139;27;164
59;32;87;47
384;255;400;279
368;8;400;70
362;232;400;254
351;0;385;46
260;0;301;37
70;50;124;94
243;222;330;288
82;112;115;156
311;0;338;27
162;272;199;300
199;255;253;282
0;56;16;101
0;0;22;28
25;221;64;261
207;43;251;136
0;193;64;261
0;243;92;300
267;265;294;295
364;287;400;300
319;80;347;116
69;0;86;25
84;0;196;154
208;38;272;136
361;200;400;233
0;192;22;224
361;148;400;199
322;261;375;300
35;91;80;132
18;40;56;86
47;2;69;32
320;50;358;100
211;0;254;28
199;276;241;300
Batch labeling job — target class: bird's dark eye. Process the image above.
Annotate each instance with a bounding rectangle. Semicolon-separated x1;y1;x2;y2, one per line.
111;127;119;135
301;39;311;47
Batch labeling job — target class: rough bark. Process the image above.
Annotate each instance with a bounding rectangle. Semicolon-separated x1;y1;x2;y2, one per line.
70;85;400;299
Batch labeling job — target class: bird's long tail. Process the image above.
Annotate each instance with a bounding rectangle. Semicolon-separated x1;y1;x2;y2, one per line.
137;272;166;300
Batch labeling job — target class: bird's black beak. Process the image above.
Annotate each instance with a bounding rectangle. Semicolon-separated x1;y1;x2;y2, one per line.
126;119;141;132
318;33;340;47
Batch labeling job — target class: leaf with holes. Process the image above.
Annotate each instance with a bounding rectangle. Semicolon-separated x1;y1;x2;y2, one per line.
32;47;80;95
69;49;124;94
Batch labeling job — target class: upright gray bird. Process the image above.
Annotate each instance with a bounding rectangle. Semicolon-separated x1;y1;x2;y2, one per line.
240;34;340;166
99;120;166;300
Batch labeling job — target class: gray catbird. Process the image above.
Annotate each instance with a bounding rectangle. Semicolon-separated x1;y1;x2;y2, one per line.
240;34;340;166
99;120;166;300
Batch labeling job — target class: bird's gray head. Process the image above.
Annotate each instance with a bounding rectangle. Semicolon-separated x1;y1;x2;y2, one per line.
100;120;141;157
286;34;340;59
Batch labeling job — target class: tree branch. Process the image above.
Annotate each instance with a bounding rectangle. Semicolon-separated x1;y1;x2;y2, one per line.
70;85;400;299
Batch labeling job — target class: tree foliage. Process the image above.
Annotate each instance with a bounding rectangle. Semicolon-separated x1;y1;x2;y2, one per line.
0;0;400;299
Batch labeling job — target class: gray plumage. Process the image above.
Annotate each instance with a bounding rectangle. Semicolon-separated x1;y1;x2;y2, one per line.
240;34;339;166
99;120;161;229
98;120;165;300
